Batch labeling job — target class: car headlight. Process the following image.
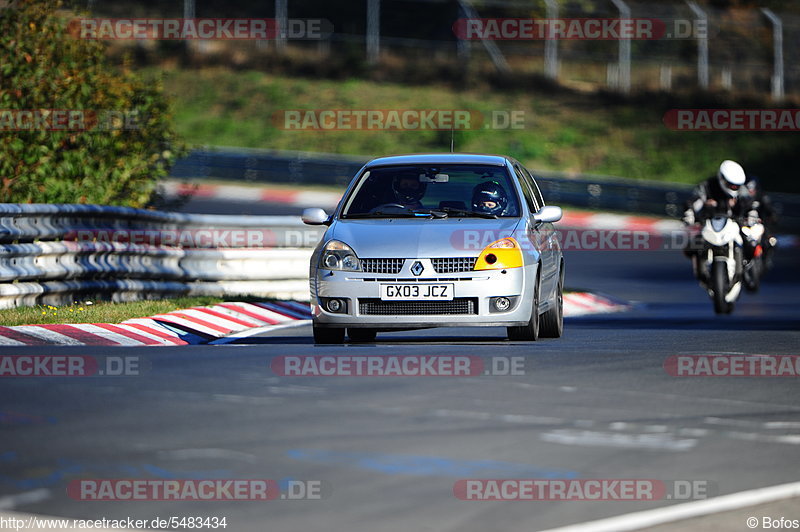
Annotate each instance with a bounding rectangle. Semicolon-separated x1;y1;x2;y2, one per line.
474;237;523;270
320;240;361;271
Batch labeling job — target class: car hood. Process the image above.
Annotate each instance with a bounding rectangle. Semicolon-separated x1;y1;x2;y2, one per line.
329;217;523;257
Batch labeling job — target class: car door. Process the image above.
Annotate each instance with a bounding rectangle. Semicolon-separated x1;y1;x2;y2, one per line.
514;163;558;298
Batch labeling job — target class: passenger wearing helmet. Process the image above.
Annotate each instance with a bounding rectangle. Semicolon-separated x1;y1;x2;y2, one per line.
472;181;508;216
392;173;426;209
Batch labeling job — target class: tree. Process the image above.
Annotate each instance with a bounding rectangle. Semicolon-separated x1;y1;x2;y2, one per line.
0;0;185;206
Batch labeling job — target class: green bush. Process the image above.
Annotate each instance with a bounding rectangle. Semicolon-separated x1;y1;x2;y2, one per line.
0;0;185;206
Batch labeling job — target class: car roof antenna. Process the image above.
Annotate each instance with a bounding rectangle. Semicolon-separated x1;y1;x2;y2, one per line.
450;124;455;153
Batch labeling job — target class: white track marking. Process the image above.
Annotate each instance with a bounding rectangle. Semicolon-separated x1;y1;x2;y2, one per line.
0;335;25;346
208;304;271;325
221;302;294;323
169;308;251;331
765;421;800;429
11;327;84;345
157;448;257;463
537;481;800;532
210;320;310;344
0;489;51;510
70;324;146;346
149;314;224;337
109;323;179;345
121;319;188;343
540;429;697;451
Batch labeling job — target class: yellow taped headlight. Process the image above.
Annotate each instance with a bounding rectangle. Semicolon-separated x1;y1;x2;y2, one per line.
474;237;523;270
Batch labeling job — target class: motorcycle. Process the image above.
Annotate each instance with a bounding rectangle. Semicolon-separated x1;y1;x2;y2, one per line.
695;214;743;314
740;215;765;293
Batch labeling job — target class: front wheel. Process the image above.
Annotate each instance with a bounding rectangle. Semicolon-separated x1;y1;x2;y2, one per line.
743;259;761;293
313;325;345;344
507;273;540;341
539;265;564;338
711;261;733;315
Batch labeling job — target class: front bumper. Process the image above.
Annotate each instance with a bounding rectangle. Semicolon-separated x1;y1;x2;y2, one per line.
311;263;534;329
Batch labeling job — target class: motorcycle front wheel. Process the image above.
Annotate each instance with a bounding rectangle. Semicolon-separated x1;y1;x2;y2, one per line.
712;261;733;314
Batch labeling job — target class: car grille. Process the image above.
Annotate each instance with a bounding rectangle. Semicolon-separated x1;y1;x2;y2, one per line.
361;258;404;274
431;257;477;273
358;298;477;316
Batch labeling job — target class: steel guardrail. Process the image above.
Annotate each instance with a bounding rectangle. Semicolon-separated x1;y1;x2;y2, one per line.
0;205;320;308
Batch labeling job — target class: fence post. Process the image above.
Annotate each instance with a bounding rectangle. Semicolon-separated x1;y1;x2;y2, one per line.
610;0;631;94
367;0;380;65
457;0;510;74
183;0;194;19
275;0;288;53
660;65;672;90
456;3;471;63
687;2;708;90
544;0;558;80
761;8;785;102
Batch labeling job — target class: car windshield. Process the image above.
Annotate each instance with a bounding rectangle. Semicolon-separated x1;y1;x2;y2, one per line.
341;164;520;218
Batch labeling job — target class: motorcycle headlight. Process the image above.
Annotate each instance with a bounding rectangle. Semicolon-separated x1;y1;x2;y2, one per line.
320;240;361;271
474;237;523;270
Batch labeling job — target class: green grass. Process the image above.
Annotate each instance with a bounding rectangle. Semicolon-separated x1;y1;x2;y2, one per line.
150;67;800;192
1;296;233;327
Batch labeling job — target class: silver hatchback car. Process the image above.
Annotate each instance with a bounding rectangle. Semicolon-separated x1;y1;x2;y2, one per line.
302;153;564;344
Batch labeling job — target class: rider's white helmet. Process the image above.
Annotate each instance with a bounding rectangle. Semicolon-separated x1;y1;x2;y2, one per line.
717;160;746;197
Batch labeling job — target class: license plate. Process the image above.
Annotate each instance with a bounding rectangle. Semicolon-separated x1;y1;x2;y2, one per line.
380;283;454;301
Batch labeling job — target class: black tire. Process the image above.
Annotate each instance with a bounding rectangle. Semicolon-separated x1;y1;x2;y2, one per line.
539;264;564;339
348;328;377;343
711;261;732;315
313;325;345;344
743;260;761;293
507;271;540;341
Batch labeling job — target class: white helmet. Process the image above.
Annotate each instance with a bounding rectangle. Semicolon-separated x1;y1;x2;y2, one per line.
717;160;746;197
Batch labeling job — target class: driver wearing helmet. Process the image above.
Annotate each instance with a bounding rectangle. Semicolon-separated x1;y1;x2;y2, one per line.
392;173;426;209
472;181;508;216
682;160;748;226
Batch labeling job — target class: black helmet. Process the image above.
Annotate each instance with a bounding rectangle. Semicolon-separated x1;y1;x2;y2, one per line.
745;175;760;196
392;173;426;204
472;181;508;216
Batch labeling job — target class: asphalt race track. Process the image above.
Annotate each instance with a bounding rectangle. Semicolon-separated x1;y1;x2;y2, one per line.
1;201;799;531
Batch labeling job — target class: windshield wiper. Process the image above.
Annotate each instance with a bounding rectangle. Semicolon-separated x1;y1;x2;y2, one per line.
434;207;497;219
410;209;448;219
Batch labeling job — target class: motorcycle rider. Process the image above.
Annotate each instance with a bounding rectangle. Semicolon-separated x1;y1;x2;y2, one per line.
742;175;778;270
682;160;748;275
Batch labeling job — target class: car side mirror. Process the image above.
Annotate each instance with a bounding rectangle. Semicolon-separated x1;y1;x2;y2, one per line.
533;205;562;224
302;208;330;225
